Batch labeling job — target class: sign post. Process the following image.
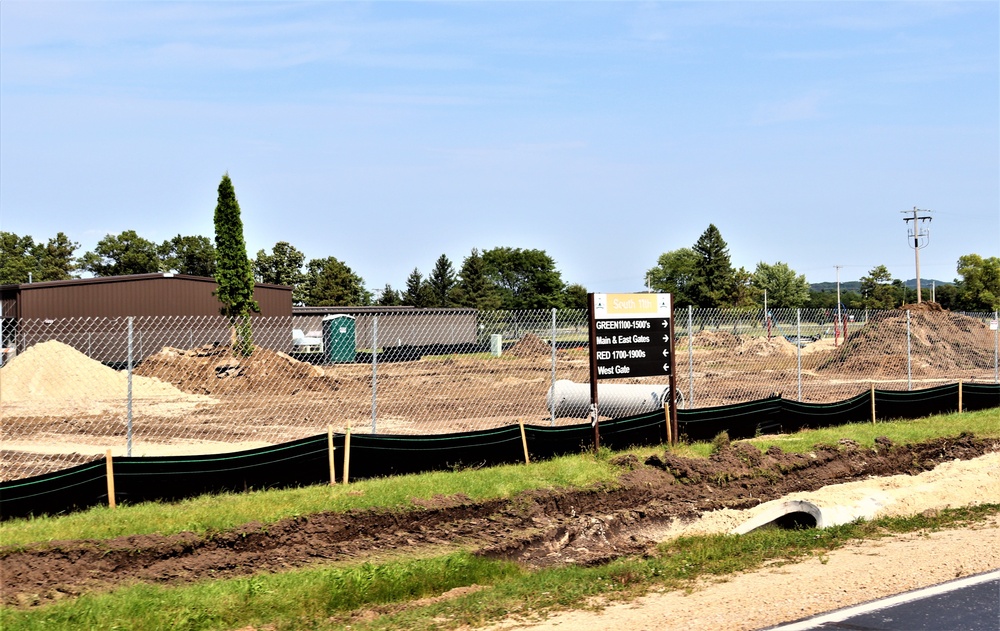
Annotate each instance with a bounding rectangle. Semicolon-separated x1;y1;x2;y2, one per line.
588;293;677;448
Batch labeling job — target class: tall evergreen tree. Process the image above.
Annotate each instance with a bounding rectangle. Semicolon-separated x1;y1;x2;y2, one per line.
427;254;457;307
401;267;434;307
213;173;258;356
451;249;501;309
1;232;79;283
0;232;39;284
689;224;735;308
377;283;402;306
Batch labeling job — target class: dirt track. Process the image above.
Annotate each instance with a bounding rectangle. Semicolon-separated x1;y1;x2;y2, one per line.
3;434;997;612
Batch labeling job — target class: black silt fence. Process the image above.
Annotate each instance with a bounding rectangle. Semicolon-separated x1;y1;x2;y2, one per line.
2;383;997;521
676;397;784;442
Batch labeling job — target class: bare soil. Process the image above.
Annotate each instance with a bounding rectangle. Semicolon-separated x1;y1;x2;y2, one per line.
4;308;996;482
3;434;997;613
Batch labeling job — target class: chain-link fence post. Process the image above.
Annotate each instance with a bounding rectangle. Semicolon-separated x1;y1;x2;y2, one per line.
994;310;998;384
687;305;693;408
127;316;134;456
796;308;802;401
906;310;912;390
550;308;557;425
371;315;378;434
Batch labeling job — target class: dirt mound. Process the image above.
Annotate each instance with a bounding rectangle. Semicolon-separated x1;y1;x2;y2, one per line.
736;336;797;357
818;310;994;376
692;330;740;348
134;344;337;396
508;333;552;358
901;301;946;312
0;341;215;416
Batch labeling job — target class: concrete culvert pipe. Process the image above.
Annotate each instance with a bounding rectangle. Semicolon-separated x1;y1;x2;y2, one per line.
731;495;891;534
547;379;677;419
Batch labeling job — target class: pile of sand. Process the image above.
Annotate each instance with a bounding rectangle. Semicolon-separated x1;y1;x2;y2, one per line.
691;330;740;349
0;340;216;416
507;333;553;358
135;344;335;395
736;336;798;357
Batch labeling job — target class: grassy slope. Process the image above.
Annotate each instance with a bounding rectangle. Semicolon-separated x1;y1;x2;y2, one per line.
2;408;997;547
1;408;998;630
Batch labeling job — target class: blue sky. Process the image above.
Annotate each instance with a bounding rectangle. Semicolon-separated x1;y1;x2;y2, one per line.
2;2;997;294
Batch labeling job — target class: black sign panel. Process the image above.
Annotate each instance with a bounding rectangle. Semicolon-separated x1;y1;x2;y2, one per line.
593;317;671;379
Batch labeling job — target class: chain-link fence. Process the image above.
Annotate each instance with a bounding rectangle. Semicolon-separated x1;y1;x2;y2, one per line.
2;306;997;481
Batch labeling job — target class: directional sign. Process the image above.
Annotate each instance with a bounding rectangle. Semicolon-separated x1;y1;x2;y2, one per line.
591;294;673;379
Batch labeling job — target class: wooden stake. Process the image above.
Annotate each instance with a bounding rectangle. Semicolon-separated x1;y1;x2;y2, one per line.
870;384;876;425
328;425;336;485
343;426;352;485
958;380;963;413
105;449;116;509
519;419;530;464
664;404;673;445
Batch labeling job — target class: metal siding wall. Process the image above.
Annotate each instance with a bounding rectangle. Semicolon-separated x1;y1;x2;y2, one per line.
15;277;292;319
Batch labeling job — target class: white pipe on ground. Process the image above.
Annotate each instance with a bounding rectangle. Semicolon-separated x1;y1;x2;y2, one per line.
546;379;672;419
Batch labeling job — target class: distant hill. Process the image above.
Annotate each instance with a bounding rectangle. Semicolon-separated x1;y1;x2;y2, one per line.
809;279;952;292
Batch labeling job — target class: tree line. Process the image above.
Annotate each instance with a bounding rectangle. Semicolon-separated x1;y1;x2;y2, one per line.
2;223;997;312
646;224;998;312
0;228;586;310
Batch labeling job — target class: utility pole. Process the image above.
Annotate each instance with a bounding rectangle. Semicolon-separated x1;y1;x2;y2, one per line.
902;207;932;304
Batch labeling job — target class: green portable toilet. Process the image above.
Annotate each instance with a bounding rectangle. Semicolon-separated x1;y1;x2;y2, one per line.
322;314;356;363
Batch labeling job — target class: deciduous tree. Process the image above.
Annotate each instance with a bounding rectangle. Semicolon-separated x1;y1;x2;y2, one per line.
955;254;1000;311
859;265;898;309
304;256;370;306
78;230;160;276
646;248;698;307
481;247;564;310
254;241;307;302
160;235;216;277
751;261;810;308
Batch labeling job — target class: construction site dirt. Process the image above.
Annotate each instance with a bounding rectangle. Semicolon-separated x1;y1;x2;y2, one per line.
1;306;996;481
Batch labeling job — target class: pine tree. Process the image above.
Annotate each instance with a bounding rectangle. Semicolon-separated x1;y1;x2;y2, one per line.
402;268;433;307
427;254;457;307
213;173;258;356
690;224;735;308
452;249;502;309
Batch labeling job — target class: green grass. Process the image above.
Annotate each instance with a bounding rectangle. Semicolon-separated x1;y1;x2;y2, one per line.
3;504;996;631
749;407;1000;453
0;451;621;548
2;409;996;548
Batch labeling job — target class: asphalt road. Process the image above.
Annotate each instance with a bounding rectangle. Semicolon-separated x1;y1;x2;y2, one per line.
763;570;1000;631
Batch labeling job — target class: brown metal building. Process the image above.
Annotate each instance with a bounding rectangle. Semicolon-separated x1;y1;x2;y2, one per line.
0;273;291;319
0;274;293;364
